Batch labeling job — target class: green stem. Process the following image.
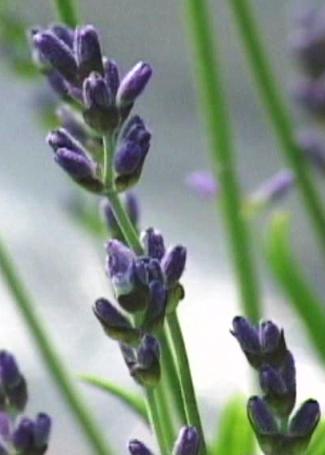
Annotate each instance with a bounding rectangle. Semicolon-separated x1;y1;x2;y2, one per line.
184;0;262;322
106;191;143;255
145;389;169;455
159;331;187;425
155;382;175;449
53;0;78;27
167;312;207;455
0;239;112;455
228;0;325;258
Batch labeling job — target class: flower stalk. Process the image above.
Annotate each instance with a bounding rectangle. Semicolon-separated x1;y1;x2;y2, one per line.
183;0;262;323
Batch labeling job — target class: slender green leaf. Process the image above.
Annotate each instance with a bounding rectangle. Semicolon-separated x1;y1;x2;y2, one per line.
53;0;78;27
210;395;255;455
265;213;325;365
80;374;148;423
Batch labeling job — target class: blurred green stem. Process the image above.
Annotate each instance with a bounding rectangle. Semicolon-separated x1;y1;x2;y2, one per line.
266;214;325;366
184;0;262;322
53;0;78;27
228;0;325;258
0;239;112;455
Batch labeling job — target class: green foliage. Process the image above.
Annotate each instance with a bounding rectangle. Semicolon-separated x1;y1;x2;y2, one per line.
80;374;148;423
210;395;255;455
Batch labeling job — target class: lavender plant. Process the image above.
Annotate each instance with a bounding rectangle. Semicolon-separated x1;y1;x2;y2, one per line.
0;0;323;454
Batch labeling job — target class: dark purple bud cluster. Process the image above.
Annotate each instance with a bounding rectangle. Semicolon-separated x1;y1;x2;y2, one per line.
128;426;200;455
232;317;320;454
31;23;152;193
0;352;51;454
93;229;186;385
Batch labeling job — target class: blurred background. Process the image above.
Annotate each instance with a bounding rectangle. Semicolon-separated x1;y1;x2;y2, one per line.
0;0;324;453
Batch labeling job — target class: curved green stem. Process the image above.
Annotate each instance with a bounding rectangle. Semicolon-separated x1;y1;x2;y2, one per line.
145;389;169;455
167;313;207;455
184;0;262;323
53;0;78;27
228;0;325;258
0;240;112;455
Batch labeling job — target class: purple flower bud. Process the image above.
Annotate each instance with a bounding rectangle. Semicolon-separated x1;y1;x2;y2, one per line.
289;399;320;437
128;439;154;455
74;25;104;80
231;317;260;354
6;376;28;412
54;148;95;179
114;141;144;176
83;72;110;110
51;24;74;48
83;72;119;133
161;246;187;288
298;129;325;173
104;59;120;98
125;192;140;228
186;171;218;199
117;62;152;106
132;335;160;387
0;351;21;388
247;396;278;435
47;128;86;155
122;116;146;140
33;31;77;84
93;298;139;344
249;170;295;208
141;228;166;260
173;426;200;455
33;413;51;448
260;366;287;397
106;239;135;279
143;280;167;331
259;320;282;354
13;418;35;450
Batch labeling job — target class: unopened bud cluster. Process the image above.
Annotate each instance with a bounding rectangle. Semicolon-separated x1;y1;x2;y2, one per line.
232;317;320;455
31;24;152;193
0;351;51;454
94;228;186;387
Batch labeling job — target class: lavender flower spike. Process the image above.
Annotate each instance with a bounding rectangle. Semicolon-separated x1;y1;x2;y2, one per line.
128;439;154;455
117;62;152;107
173;426;200;455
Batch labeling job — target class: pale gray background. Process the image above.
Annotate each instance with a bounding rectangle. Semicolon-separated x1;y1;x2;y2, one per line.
0;0;324;453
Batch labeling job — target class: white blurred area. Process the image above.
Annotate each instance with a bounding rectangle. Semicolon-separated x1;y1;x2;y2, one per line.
0;0;325;453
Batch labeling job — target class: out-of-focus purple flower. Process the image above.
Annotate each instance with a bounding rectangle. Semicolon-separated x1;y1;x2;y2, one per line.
33;413;52;449
248;169;295;210
128;439;154;455
173;426;200;455
294;78;325;117
0;351;27;412
117;62;152;107
186;171;218;199
298;129;325;173
290;6;325;77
